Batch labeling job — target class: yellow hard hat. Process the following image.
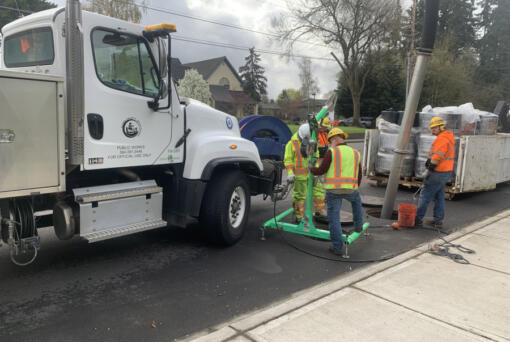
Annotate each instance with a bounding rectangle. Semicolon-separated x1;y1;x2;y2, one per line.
429;116;446;129
321;117;331;127
327;127;348;141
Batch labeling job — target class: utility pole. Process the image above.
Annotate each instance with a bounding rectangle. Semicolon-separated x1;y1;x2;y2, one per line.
381;0;440;219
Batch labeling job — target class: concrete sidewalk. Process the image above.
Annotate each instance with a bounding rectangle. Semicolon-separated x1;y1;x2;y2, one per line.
181;209;510;342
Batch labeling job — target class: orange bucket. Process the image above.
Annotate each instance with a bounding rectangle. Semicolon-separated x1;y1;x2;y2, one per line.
398;203;417;228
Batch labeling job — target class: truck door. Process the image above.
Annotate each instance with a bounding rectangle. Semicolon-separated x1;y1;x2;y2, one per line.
82;20;182;170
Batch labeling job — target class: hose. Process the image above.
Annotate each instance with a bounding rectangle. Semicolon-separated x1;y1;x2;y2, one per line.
10;244;38;266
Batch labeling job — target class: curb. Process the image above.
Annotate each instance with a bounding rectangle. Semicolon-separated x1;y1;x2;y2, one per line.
177;208;510;342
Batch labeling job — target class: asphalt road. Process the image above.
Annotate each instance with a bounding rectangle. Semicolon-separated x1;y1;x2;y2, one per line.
1;142;510;342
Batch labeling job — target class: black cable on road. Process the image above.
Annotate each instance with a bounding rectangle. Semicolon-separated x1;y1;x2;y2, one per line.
270;197;413;263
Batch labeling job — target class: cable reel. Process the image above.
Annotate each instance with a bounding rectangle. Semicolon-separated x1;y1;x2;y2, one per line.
1;199;40;266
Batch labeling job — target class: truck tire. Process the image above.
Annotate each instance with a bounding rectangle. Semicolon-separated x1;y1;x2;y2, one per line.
199;170;250;245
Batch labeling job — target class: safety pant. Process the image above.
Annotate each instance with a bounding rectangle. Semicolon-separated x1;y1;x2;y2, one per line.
292;178;326;219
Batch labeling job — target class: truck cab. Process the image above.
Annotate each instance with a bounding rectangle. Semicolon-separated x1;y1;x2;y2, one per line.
0;2;278;265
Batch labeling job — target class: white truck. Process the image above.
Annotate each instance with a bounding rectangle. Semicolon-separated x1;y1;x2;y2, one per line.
0;1;279;265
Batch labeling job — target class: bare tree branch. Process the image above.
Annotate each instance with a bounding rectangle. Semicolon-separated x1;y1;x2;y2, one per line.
272;0;395;125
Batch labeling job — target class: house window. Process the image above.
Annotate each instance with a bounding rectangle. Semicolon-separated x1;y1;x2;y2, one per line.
219;77;230;89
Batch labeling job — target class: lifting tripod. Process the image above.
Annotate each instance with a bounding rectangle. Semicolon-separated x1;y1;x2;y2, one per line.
262;96;370;257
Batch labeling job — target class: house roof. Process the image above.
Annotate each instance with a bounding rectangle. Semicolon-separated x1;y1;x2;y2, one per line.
170;58;189;82
209;86;256;105
183;56;243;85
230;90;257;105
210;85;234;103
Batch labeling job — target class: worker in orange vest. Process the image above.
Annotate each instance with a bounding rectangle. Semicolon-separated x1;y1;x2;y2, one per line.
317;117;331;158
415;117;455;229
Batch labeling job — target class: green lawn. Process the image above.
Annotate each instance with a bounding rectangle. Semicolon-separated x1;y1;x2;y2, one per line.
287;123;365;135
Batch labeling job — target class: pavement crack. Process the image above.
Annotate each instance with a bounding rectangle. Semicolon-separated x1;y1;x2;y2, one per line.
351;286;500;342
225;326;256;342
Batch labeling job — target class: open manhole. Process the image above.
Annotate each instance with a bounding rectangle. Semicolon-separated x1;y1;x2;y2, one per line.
361;195;384;208
366;208;398;220
314;211;354;226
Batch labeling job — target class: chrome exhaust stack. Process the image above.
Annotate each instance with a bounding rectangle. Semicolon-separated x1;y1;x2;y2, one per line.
65;0;84;165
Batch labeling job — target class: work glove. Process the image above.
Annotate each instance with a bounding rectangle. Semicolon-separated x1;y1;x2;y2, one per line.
287;174;296;183
308;160;315;169
425;158;436;171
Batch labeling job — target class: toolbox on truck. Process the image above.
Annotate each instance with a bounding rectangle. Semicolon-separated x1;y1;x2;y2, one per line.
0;70;66;199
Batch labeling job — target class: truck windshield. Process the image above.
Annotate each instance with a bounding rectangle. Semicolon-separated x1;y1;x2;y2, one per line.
92;29;160;98
3;27;54;68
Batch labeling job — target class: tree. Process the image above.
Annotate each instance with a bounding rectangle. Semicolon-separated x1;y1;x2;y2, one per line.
273;0;396;126
402;0;477;57
298;57;319;101
83;0;146;22
239;48;268;103
0;0;55;29
177;69;212;105
420;43;474;108
475;0;510;95
277;88;302;106
336;52;406;119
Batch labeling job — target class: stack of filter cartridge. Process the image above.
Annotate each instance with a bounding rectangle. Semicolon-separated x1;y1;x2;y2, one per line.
374;103;499;179
415;103;498;179
375;111;418;177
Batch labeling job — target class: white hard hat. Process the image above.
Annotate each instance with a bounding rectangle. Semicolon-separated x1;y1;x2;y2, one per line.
298;123;310;140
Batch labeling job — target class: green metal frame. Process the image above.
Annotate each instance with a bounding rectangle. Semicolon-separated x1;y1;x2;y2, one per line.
262;102;370;247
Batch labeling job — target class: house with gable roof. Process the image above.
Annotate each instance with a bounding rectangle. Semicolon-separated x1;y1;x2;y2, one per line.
172;56;258;118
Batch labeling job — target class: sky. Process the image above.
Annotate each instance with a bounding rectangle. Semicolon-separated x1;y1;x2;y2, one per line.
49;0;413;100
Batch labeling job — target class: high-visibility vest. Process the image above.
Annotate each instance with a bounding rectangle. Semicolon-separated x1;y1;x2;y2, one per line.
318;128;329;147
428;130;455;172
284;133;310;178
323;145;360;190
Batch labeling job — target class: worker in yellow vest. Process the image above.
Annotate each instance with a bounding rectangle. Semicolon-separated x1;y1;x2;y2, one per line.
284;123;326;222
309;127;364;256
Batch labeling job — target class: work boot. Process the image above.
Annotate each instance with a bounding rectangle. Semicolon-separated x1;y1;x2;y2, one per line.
314;211;327;218
426;220;443;229
314;212;328;224
414;219;423;227
328;246;343;256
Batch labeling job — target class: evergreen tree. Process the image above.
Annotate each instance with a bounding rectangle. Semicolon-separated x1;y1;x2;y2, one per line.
476;0;510;93
402;0;477;57
239;48;268;103
0;0;55;29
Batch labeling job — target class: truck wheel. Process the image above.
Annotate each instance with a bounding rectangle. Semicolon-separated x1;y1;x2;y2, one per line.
200;170;250;245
